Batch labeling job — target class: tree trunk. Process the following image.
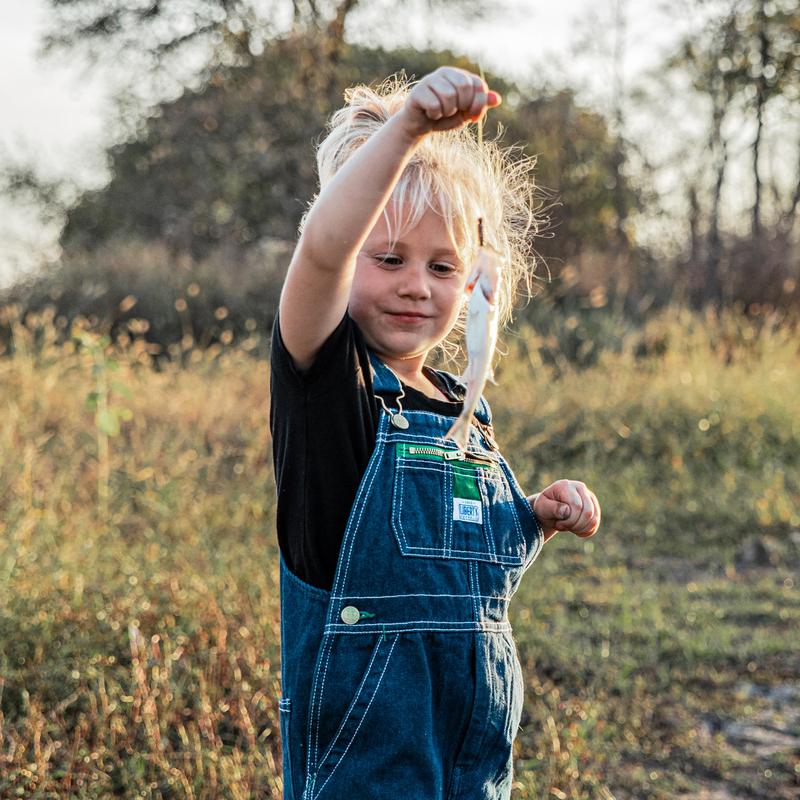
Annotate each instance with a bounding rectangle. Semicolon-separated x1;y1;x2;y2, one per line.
610;0;629;250
706;75;729;306
786;134;800;234
688;184;700;266
752;5;769;240
329;0;359;42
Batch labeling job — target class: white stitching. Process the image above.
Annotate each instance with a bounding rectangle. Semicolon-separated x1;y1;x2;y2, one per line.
330;593;509;600
332;413;388;601
392;444;527;564
306;640;324;774
308;635;334;775
445;462;453;556
313;637;398;799
323;626;512;636
396;461;452;474
500;459;544;553
393;457;407;548
394;547;524;564
301;393;533;790
334;461;380;599
470;562;480;622
323;621;512;633
477;474;497;557
483;468;527;562
310;411;391;772
313;634;386;786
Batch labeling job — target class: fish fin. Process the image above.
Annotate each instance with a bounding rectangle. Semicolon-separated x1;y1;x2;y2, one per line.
464;264;481;296
445;413;472;451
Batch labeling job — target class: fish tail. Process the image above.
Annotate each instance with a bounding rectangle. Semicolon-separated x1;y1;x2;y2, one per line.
445;412;472;451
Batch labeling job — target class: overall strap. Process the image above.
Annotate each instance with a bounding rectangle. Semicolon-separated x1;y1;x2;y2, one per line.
434;368;493;426
368;351;493;427
368;351;403;394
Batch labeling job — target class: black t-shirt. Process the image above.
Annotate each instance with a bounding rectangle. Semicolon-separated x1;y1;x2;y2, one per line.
269;313;464;591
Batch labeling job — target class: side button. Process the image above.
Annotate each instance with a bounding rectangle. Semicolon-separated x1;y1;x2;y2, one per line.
340;606;360;625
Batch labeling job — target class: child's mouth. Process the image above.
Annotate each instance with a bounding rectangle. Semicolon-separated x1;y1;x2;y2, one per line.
387;312;428;323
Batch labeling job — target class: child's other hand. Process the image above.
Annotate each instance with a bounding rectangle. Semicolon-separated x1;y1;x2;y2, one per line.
402;67;501;138
529;480;601;541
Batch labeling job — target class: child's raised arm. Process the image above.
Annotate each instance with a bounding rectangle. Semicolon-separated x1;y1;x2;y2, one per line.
278;67;501;370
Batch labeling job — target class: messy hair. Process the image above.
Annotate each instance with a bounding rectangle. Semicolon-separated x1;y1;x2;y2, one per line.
313;75;542;352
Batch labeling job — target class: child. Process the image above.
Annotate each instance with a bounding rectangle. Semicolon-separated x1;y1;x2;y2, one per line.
270;67;601;800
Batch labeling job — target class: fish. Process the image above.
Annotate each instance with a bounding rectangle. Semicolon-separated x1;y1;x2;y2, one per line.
445;238;504;451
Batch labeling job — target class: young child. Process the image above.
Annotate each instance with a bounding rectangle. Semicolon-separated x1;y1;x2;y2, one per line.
270;67;601;800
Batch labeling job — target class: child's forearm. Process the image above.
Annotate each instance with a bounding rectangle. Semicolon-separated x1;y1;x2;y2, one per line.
297;114;422;275
279;68;496;369
279;114;423;368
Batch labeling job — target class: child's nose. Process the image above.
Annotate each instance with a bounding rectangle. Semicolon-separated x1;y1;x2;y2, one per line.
397;261;432;299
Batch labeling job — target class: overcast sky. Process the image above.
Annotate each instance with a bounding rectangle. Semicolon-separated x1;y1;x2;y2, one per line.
0;0;699;287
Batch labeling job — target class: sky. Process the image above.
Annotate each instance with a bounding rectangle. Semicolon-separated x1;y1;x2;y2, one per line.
0;0;699;288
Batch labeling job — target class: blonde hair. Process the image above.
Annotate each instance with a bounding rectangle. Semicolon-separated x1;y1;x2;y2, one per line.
313;75;541;351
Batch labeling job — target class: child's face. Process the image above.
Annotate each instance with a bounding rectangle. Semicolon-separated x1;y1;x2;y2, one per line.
350;205;466;366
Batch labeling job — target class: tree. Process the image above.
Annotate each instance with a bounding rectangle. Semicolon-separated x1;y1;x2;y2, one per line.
60;39;521;256
40;0;490;78
59;39;633;279
661;0;800;307
10;0;643;331
502;90;638;262
39;0;496;153
667;8;740;304
693;1;799;230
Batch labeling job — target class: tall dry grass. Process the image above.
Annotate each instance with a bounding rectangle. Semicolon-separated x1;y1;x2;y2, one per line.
1;308;282;798
1;304;798;799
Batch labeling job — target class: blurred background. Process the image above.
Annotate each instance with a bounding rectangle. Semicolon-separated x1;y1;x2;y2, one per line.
2;0;799;328
1;2;799;799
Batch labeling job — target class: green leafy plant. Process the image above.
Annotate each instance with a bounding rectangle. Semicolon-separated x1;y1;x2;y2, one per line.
72;329;133;515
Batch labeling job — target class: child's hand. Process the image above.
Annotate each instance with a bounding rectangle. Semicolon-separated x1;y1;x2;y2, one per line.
401;67;501;139
529;480;601;542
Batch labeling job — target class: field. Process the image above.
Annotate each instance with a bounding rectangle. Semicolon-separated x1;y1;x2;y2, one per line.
1;305;799;799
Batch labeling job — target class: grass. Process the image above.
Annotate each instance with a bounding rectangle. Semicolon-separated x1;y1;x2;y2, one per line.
1;304;799;799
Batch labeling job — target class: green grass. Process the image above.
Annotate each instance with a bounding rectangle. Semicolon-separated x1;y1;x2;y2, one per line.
1;305;799;798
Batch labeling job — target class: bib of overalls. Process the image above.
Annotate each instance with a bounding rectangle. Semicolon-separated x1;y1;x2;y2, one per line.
279;354;544;800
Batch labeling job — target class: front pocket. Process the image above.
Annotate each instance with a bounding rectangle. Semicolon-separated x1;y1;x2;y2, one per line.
306;635;398;799
391;443;526;565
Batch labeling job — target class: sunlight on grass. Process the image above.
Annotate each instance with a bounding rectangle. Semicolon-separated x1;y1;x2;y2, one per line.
1;305;798;798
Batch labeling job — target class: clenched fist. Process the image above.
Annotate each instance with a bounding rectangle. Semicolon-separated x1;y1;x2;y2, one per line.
529;480;601;542
400;67;502;138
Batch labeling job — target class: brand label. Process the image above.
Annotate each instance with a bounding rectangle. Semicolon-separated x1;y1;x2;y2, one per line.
453;498;482;525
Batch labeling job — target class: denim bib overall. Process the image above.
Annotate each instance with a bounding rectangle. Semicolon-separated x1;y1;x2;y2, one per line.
279;355;544;800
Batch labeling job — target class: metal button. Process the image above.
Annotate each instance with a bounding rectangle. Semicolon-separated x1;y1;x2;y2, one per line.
340;605;360;625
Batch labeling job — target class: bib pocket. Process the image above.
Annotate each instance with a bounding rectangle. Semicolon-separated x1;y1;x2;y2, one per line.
391;443;526;565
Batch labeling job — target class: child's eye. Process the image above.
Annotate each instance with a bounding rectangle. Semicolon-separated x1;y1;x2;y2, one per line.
430;262;457;275
377;255;402;267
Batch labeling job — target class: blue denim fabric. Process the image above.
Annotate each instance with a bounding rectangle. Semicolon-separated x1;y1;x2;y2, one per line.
279;355;544;800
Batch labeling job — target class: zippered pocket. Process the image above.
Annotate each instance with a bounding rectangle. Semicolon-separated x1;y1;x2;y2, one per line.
402;444;498;467
391;442;525;565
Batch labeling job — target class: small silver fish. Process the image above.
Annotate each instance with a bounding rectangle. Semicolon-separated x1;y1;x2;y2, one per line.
445;240;504;451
